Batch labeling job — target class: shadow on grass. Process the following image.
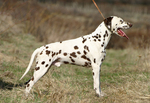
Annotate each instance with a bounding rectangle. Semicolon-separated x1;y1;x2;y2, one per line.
0;79;24;90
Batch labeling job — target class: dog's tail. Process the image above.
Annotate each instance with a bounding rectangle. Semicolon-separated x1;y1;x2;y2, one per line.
20;48;40;80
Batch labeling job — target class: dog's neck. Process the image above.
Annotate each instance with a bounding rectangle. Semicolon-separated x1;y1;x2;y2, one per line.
91;21;112;48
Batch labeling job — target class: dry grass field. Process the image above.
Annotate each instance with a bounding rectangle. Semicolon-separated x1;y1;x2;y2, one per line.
0;32;150;103
0;0;150;103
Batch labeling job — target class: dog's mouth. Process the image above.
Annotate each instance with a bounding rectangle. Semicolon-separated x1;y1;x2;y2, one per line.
117;28;129;39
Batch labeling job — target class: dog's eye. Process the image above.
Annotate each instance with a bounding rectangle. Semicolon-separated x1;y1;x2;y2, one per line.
120;20;123;24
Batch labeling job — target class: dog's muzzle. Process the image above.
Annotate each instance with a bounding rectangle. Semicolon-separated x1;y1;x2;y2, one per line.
127;22;132;28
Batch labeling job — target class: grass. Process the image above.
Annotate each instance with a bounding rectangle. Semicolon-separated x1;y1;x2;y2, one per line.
0;33;150;103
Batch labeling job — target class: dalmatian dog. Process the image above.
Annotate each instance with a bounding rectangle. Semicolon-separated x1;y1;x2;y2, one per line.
20;16;132;97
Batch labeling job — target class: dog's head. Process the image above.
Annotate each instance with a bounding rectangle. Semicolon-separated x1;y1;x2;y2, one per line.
104;16;132;39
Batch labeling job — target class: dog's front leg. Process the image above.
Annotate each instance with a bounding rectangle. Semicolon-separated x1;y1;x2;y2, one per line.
92;63;103;97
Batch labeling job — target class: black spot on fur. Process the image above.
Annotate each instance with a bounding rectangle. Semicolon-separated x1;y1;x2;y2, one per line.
92;35;98;39
46;50;50;56
87;58;90;61
63;53;67;56
103;34;106;38
83;50;87;55
52;52;55;57
99;35;101;38
70;52;77;58
104;55;106;59
74;46;79;49
101;42;104;47
46;46;49;49
41;61;45;65
81;55;90;61
84;62;88;66
45;64;49;67
59;50;62;54
77;51;81;54
81;55;87;60
25;79;30;85
84;45;90;52
82;38;87;43
27;83;30;87
64;61;69;64
94;58;96;63
83;62;91;67
31;76;34;81
35;67;40;71
69;56;75;62
40;51;43;55
105;31;108;37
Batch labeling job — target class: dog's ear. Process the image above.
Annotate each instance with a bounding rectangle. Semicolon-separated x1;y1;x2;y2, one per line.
104;17;113;30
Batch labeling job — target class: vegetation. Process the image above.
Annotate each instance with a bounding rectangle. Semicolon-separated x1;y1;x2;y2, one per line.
1;0;150;48
0;0;150;102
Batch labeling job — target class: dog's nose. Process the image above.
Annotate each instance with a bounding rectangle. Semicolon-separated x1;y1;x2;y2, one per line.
128;23;132;27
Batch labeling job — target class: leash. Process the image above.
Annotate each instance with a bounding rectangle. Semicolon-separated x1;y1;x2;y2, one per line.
92;0;105;19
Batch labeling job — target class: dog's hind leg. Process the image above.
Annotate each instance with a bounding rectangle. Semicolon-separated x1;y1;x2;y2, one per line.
25;58;52;96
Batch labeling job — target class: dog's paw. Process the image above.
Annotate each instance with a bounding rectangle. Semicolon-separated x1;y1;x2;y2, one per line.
95;92;106;97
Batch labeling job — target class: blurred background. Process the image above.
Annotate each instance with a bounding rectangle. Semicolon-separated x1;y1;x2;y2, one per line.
0;0;150;49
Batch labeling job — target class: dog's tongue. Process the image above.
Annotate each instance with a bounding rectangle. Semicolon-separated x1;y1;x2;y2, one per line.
117;29;129;39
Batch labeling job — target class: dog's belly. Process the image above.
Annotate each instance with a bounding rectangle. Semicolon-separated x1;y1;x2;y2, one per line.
53;56;91;67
